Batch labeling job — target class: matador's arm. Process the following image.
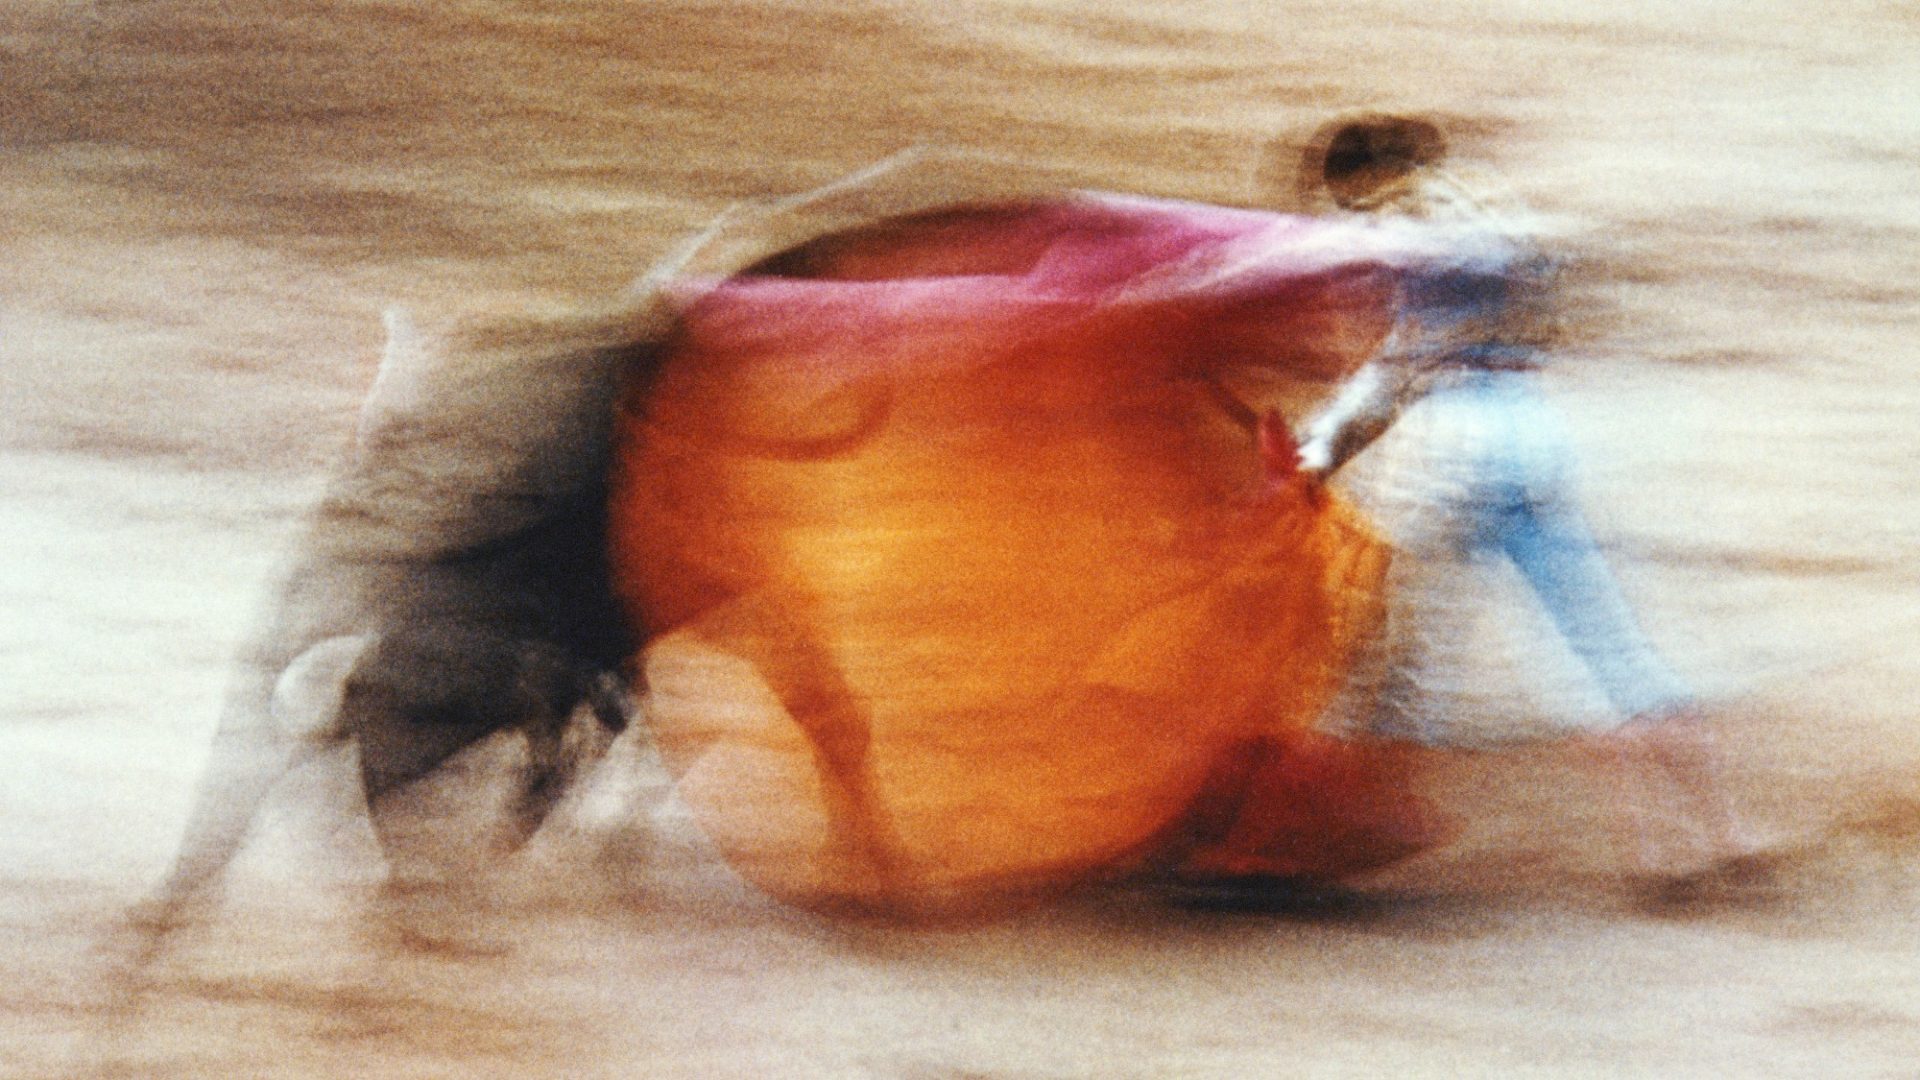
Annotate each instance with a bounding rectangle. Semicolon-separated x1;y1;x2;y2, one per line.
1294;356;1425;481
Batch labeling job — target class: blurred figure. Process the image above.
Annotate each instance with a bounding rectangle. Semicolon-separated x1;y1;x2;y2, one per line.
121;307;648;966
1292;114;1760;896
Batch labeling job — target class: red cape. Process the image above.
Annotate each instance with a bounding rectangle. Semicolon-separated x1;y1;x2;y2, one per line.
611;195;1435;916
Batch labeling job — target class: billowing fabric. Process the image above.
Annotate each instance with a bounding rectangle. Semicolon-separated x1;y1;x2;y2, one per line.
609;195;1422;915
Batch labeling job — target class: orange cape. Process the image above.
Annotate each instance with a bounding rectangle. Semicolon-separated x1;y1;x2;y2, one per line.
611;195;1425;916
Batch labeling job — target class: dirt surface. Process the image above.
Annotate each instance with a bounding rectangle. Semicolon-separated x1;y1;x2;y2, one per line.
5;1;1920;1076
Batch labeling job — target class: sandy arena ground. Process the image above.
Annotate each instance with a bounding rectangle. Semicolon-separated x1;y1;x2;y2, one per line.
5;1;1920;1076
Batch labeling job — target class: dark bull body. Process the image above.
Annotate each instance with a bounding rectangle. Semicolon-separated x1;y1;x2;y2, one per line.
139;309;656;940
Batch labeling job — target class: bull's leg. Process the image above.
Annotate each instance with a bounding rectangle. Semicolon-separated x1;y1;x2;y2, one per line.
343;632;630;953
340;640;517;953
348;631;632;884
132;635;372;955
703;596;912;911
346;653;512;888
504;657;633;851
